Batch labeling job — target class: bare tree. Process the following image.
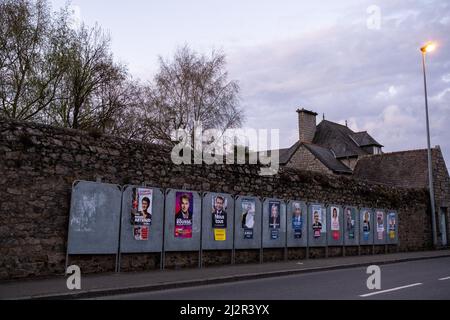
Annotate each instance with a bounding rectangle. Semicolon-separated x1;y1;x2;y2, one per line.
141;45;244;146
0;0;66;120
45;23;128;130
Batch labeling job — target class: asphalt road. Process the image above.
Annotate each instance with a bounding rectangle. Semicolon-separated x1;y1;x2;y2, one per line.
95;257;450;300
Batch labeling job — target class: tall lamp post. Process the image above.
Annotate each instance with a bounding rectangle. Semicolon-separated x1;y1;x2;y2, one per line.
420;42;438;247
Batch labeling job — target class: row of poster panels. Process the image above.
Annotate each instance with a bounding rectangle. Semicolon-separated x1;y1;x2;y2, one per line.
67;181;399;255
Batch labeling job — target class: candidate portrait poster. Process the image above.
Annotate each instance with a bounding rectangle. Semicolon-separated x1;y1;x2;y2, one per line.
212;195;227;241
330;206;340;240
212;195;227;229
345;208;356;239
388;212;396;239
268;201;281;229
362;210;371;241
241;198;255;239
292;202;303;239
312;205;325;238
174;192;194;238
131;188;153;241
376;211;385;240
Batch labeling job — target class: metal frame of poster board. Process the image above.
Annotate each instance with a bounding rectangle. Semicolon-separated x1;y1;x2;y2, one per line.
262;198;287;261
307;203;327;248
386;210;399;246
327;204;344;247
117;185;165;272
163;189;202;267
233;195;262;263
343;206;360;251
359;207;374;248
373;208;387;246
201;192;235;266
66;180;122;271
286;200;308;248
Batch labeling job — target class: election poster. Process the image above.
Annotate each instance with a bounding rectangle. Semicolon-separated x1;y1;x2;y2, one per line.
292;202;303;239
388;212;396;239
312;205;324;238
345;208;356;239
362;210;371;241
376;211;385;240
330;206;340;240
131;188;153;241
174;192;194;238
212;195;227;229
241;198;255;239
268;201;281;229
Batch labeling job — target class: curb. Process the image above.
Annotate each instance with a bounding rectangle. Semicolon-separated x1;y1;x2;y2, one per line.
13;253;449;300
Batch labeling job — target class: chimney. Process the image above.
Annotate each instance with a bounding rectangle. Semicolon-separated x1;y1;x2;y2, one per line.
296;108;318;143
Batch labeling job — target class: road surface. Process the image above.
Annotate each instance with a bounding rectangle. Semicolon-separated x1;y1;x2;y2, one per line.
93;257;450;300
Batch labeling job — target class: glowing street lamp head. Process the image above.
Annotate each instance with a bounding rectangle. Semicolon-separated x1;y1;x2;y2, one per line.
421;42;436;53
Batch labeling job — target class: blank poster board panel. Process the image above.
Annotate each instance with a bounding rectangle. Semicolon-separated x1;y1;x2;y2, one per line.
386;210;399;244
360;208;374;245
120;186;164;253
201;192;234;250
67;181;121;254
308;203;327;247
262;199;286;248
373;209;387;245
327;205;344;246
286;200;308;248
234;196;262;249
343;207;360;246
164;189;201;252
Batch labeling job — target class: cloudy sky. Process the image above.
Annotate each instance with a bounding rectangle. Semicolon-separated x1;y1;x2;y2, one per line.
50;0;450;169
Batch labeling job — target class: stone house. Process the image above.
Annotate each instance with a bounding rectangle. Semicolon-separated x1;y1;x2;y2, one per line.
279;109;383;174
278;108;450;247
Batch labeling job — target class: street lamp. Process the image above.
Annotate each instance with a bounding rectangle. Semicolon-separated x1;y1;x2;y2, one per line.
420;41;438;247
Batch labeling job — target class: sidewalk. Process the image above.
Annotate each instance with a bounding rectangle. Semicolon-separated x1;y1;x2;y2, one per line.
1;249;450;300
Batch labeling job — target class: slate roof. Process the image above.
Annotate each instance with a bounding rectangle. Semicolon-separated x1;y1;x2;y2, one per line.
313;120;381;158
303;143;353;174
353;149;429;189
350;131;383;147
274;141;351;174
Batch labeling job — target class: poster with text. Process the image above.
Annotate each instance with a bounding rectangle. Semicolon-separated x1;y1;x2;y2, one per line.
345;208;356;239
292;202;303;239
362;210;371;241
388;212;396;239
268;201;281;229
241;198;256;239
330;206;340;240
212;195;227;229
312;205;324;238
174;192;194;238
376;211;385;240
131;188;153;241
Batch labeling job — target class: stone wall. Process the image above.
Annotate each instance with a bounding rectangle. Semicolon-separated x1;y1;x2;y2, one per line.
0;118;433;280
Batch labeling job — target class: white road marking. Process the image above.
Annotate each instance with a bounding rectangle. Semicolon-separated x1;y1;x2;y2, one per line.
438;276;450;281
359;283;423;297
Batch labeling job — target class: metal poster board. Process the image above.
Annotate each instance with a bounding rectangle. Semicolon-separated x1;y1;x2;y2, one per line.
286;200;308;248
234;196;262;249
343;206;359;246
67;181;122;255
201;192;234;250
164;189;201;252
360;208;374;245
374;208;387;245
308;203;327;247
327;205;344;246
386;210;399;244
262;198;286;248
119;186;164;253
